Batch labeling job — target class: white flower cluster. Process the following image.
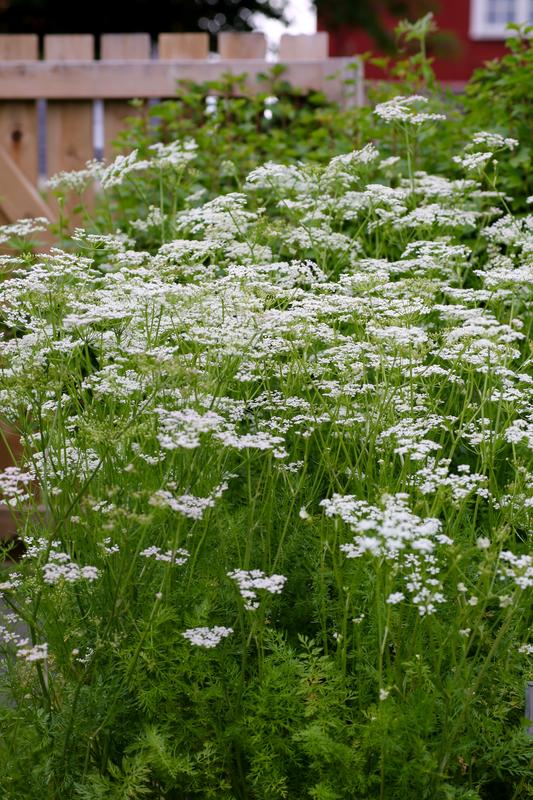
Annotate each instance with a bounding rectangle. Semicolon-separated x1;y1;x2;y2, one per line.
0;217;48;244
227;569;287;610
0;466;35;507
470;131;518;151
0;573;22;593
42;551;100;585
323;493;447;557
452;152;493;173
413;460;490;502
245;162;310;193
181;626;233;648
148;138;197;169
149;491;213;519
374;95;446;126
140;546;189;564
498;551;533;590
99;537;120;555
0;617;48;662
46;159;102;192
17;643;48;662
156;406;286;457
100;151;151;189
504;418;533;450
322;494;451;615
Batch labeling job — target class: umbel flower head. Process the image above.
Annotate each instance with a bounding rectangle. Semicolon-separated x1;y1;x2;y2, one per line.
374;95;446;126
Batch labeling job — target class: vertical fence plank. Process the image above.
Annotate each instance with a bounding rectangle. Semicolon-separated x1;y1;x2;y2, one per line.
0;34;39;223
101;33;151;159
101;33;151;61
44;34;94;222
279;33;329;61
218;32;266;59
44;35;94;174
158;33;209;60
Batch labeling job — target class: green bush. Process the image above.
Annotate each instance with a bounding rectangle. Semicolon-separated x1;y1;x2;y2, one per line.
463;23;533;209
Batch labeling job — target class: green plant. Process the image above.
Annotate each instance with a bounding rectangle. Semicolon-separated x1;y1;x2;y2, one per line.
463;23;533;210
0;95;532;798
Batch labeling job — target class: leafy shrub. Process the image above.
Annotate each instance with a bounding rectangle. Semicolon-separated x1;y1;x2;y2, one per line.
463;24;533;209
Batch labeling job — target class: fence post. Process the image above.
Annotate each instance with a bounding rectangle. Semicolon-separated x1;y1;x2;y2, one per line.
44;35;95;174
279;33;329;61
44;35;95;221
158;33;209;60
101;33;151;159
218;32;267;59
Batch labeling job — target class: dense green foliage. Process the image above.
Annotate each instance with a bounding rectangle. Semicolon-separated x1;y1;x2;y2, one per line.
464;24;533;208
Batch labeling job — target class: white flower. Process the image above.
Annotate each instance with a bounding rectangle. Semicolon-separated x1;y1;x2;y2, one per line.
459;629;471;637
148;138;197;169
470;131;518;151
99;150;151;189
386;592;405;605
17;643;48;662
326;495;448;616
0;217;49;244
374;95;446;126
140;546;189;565
498;551;533;590
182;626;233;648
228;569;287;610
453;152;493;173
379;688;390;701
42;552;100;585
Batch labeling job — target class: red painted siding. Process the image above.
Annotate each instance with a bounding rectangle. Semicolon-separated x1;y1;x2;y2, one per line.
321;1;508;81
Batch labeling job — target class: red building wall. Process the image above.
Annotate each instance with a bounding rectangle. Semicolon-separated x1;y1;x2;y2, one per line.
321;2;508;82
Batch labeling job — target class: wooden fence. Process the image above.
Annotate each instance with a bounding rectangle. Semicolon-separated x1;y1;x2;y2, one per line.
0;31;363;225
